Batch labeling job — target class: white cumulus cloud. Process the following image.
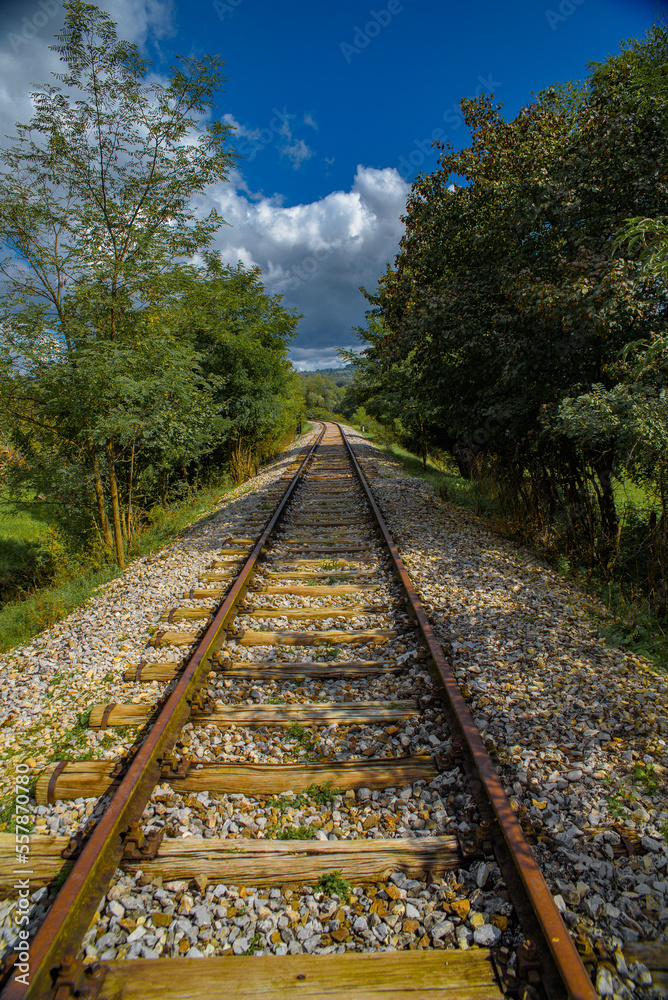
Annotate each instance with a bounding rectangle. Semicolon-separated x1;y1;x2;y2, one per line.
201;164;411;366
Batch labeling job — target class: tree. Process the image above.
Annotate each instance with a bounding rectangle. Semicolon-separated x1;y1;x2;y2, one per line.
299;372;345;416
186;261;302;481
0;1;236;567
353;26;668;572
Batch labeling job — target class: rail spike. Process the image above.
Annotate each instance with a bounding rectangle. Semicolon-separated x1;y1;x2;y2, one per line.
51;953;116;1000
121;822;164;861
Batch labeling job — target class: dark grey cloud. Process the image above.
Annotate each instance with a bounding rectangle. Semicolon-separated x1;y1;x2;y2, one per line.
204;164;410;369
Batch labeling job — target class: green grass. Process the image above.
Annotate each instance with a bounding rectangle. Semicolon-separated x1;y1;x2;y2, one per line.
305;781;342;805
0;497;56;602
315;870;351;903
0;562;124;653
0;499;50;544
267;783;342;814
612;477;655;511
243;932;263;955
314;642;343;661
274;825;316;840
0;478;238;652
355;431;495;517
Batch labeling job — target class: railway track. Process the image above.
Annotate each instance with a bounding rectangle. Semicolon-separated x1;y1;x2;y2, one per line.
0;423;603;998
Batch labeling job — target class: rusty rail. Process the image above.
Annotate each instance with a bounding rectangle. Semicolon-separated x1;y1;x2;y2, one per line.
339;424;596;1000
2;426;325;1000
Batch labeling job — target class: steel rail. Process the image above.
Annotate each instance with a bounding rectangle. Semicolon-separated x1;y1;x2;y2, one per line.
339;424;596;1000
3;425;325;1000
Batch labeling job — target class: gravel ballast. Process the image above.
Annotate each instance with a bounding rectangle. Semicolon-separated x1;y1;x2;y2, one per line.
342;427;668;993
1;424;666;997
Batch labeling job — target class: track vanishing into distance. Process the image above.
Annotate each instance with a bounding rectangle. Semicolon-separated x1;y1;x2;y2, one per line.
0;423;603;999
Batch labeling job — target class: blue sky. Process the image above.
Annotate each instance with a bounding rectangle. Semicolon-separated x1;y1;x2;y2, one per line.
0;0;659;367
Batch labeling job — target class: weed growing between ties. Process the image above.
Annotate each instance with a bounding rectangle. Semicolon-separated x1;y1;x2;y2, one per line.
315;870;352;903
274;825;316;840
282;723;322;761
46;710;94;762
319;559;345;571
315;642;343;662
243;932;263;955
266;783;342;814
603;762;662;829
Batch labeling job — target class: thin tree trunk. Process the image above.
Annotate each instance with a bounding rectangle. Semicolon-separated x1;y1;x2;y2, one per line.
159;469;169;508
592;454;618;569
126;435;136;541
106;442;125;569
89;444;113;550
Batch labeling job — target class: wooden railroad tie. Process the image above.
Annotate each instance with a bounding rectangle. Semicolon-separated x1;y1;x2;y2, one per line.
263;570;375;580
238;628;397;646
272;559;374;568
0;834;461;892
161;608;211;622
150;630;200;648
96;950;504;999
87;700;417;729
123;658;403;683
216;659;405;679
257;584;379;595
149;627;397;649
286;517;368;530
241;606;381;621
35;755;441;803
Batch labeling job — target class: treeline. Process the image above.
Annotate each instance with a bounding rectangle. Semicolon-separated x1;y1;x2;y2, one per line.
0;3;301;573
299;368;358;419
351;27;668;611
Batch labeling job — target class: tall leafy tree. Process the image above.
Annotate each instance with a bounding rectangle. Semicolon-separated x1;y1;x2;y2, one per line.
0;1;236;566
355;25;668;574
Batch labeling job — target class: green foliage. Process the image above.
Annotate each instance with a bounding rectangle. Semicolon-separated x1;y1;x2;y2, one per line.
632;763;659;795
283;722;320;758
352;25;668;608
315;870;352;902
305;782;342;804
0;2;301;574
304;367;355;387
243;932;263;955
0;475;236;650
314;642;343;661
299;372;346;416
274;825;317;840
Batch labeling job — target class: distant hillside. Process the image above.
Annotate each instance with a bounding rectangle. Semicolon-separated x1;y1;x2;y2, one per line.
307;367;355;387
